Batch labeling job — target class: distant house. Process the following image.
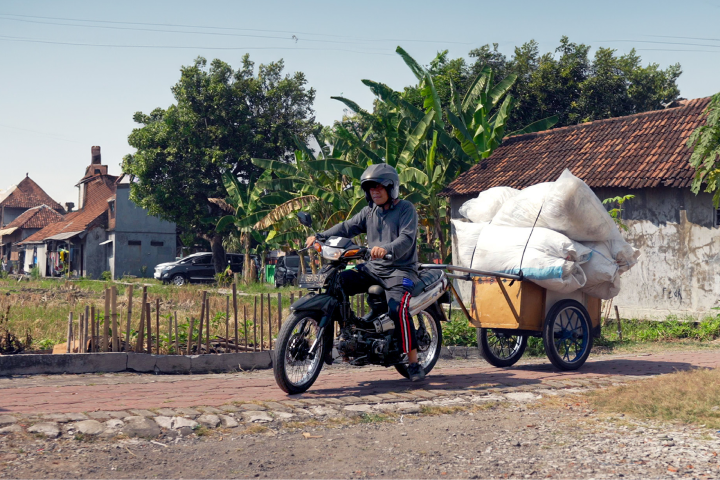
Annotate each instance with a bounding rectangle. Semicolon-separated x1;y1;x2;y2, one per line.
19;146;176;280
0;175;66;270
442;97;714;320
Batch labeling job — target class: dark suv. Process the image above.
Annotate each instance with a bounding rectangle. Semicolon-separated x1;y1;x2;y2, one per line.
155;253;255;286
274;255;310;288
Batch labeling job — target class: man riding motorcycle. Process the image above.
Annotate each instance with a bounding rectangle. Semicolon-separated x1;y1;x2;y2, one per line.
305;163;426;381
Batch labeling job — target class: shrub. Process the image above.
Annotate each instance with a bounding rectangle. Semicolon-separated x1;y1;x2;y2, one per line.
30;266;41;280
100;271;112;281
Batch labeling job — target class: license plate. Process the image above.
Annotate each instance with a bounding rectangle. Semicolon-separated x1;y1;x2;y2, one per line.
298;272;328;288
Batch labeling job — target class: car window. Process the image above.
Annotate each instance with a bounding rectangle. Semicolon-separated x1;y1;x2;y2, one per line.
229;255;243;266
285;257;299;268
193;255;212;265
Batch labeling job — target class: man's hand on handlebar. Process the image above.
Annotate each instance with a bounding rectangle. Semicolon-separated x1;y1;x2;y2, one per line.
370;246;388;260
305;236;316;248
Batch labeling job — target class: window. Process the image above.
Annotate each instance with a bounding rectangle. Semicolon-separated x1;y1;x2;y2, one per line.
193;255;212;265
150;241;164;247
128;240;141;246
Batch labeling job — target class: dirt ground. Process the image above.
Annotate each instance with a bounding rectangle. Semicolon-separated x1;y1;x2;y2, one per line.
2;398;718;479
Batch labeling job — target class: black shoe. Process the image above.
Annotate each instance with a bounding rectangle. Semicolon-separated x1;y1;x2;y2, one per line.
324;351;334;366
407;362;426;382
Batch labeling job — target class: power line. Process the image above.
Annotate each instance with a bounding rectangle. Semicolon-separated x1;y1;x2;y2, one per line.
0;35;396;55
646;35;720;43
0;16;389;48
599;39;720;49
0;13;471;45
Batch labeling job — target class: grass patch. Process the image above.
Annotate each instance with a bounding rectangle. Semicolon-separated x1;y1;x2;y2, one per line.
358;413;390;424
589;368;720;428
240;425;269;435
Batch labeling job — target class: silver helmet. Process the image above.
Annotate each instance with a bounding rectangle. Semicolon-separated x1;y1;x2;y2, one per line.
360;163;400;205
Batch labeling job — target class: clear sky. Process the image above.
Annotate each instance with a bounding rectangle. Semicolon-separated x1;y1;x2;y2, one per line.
1;0;719;206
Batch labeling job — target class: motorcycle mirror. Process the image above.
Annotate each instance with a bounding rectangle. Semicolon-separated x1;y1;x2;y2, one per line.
297;212;313;227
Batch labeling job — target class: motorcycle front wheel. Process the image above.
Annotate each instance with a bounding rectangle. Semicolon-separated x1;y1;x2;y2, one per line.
273;312;328;394
395;306;443;379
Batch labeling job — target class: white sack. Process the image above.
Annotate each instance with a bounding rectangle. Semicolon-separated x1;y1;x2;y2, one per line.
581;241;619;288
583;276;621;300
459;187;519;223
451;219;488;268
471;224;592;293
609;239;641;274
492;169;622;242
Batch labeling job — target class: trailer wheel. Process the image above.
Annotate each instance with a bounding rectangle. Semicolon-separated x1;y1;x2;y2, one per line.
543;299;593;370
477;328;527;367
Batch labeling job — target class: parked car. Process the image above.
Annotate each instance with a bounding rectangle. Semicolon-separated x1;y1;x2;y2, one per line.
274;255;310;288
155;253;255;286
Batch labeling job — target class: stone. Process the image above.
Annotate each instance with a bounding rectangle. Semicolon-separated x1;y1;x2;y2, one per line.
219;415;239;428
106;411;131;419
0;415;17;426
343;404;374;413
239;404;266;411
155;408;177;417
175;408;201;417
153;416;173;429
154;354;191;374
121;417;161;438
172;417;198;430
87;411;112;420
197;414;221;428
412;390;437;399
505;392;542;402
28;422;60;438
177;426;194;437
65;412;89;421
0;424;22;435
42;413;70;423
129;409;156;417
263;402;290;412
197;406;223;414
126;352;157;373
219;405;240;413
242;411;273;423
75;420;104;436
0;352;127;376
105;419;124;429
272;411;296;421
321;397;345;405
280;400;304;408
395;402;421;414
310;406;340;417
374;404;397;412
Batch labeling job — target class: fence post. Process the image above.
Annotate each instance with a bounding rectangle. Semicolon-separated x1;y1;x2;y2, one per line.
136;286;147;352
267;293;272;350
174;312;179;354
111;287;118;352
145;302;151;354
84;305;90;353
278;292;282;332
205;297;210;354
253;296;257;352
187;317;195;355
197;291;207;354
225;295;230;351
614;305;623;341
90;306;96;352
125;285;133;351
66;312;73;353
232;283;239;353
79;313;85;353
167;309;172;355
103;289;110;352
260;294;264;351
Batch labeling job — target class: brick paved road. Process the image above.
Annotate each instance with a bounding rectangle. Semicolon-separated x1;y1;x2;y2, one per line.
1;350;717;415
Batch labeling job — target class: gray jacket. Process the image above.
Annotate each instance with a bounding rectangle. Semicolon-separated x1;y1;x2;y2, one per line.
321;199;419;282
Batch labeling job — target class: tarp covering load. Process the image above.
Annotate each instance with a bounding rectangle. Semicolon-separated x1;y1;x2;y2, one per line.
454;169;639;298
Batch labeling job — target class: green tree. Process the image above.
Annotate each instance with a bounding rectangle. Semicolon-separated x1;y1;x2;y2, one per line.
688;93;720;207
122;55;317;273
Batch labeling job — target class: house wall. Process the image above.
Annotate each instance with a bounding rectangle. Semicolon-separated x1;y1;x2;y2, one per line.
82;227;109;279
449;187;720;320
111;184;176;279
2;207;26;227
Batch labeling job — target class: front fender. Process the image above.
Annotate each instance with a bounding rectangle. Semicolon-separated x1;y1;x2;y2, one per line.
291;294;338;329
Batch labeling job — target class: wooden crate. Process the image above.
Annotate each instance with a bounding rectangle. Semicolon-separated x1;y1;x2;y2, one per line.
470;278;546;331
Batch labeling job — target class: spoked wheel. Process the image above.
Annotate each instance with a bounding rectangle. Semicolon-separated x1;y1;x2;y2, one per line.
273;313;328;394
543;300;593;371
395;307;443;379
171;274;186;286
477;328;528;367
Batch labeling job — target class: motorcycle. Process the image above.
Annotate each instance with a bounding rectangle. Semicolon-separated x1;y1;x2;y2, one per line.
272;212;451;394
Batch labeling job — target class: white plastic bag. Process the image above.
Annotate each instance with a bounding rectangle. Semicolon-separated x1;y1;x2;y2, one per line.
491;169;622;241
581;241;619;288
471;224;592;293
583;276;621;300
451;219;487;268
609;239;641;274
459;187;519;223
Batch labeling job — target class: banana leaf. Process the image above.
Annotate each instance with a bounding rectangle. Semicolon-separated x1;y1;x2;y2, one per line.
254;195;319;230
488;74;517;108
305;159;364;178
251;158;299;177
397;110;435;167
507;115;559;136
395;47;444;128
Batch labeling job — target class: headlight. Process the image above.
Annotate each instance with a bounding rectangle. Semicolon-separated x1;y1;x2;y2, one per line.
322;245;344;261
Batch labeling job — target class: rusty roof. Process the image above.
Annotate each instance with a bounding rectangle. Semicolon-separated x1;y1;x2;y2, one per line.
0;176;64;211
4;205;64;230
20;175;116;245
441;97;712;197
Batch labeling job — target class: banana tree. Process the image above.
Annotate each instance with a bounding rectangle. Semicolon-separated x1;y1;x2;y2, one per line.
447;65;559;161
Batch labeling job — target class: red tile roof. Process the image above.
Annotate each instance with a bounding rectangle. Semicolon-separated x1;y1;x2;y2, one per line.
20;175;116;244
4;205;64;230
0;176;64;212
441;97;712;197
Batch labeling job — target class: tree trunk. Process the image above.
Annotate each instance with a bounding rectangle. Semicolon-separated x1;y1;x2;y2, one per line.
210;235;226;275
242;233;252;285
260;251;266;284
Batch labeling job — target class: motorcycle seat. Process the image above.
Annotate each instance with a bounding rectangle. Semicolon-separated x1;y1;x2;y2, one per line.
412;269;443;296
367;285;385;296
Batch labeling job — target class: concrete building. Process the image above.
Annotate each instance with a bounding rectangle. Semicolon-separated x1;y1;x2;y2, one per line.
442;97;715;320
19;146;176;279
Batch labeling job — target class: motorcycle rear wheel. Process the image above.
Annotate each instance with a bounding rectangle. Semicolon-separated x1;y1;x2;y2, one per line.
273;313;328;394
395;306;443;379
